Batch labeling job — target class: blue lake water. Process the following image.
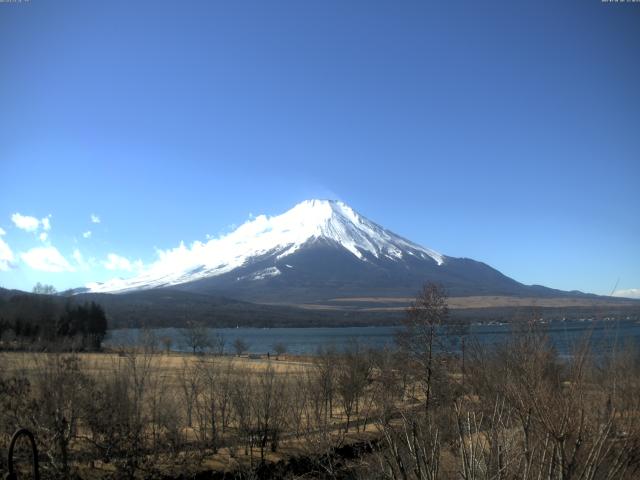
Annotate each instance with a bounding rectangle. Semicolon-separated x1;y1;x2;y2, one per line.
105;319;640;356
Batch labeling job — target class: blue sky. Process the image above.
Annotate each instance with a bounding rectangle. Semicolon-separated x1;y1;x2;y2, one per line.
0;0;638;297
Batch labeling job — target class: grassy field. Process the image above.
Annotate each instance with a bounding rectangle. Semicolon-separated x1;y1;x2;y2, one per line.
2;323;639;479
0;349;394;479
1;350;313;376
313;295;640;310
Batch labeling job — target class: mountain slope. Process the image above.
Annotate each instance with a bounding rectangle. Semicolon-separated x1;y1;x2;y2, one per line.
86;199;445;294
85;199;595;304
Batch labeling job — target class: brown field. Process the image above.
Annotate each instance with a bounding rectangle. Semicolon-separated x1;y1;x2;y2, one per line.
0;349;395;479
0;350;313;379
2;319;639;479
320;295;640;310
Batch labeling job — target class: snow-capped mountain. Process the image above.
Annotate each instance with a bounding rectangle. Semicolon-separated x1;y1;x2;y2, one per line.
87;200;443;292
85;199;565;302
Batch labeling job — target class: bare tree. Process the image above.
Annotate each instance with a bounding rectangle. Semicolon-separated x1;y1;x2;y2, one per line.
375;411;442;480
230;371;255;461
299;366;346;479
396;282;448;413
288;368;310;439
252;364;287;460
192;356;234;454
336;340;372;433
233;338;249;357
314;345;337;424
0;366;37;472
32;282;57;295
80;350;157;479
31;353;86;478
217;359;235;434
160;335;173;354
370;347;405;426
140;327;159;353
179;358;201;429
182;321;211;354
273;342;287;360
213;332;226;356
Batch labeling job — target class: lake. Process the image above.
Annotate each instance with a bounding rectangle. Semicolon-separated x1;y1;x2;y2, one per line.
104;319;640;356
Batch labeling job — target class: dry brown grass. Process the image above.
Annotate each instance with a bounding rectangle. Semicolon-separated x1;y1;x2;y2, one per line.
321;295;639;309
0;350;313;375
1;350;376;478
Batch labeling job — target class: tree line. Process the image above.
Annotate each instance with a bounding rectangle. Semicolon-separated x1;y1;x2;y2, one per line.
0;284;108;350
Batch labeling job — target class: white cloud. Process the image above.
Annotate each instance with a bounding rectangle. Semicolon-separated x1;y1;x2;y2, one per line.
11;213;40;232
613;288;640;299
20;246;74;272
103;253;142;272
72;249;98;271
10;213;52;236
83;231;92;239
72;248;91;270
91;214;101;224
0;232;15;271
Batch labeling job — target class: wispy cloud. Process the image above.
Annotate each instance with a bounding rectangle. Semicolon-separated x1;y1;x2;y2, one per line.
612;288;640;299
73;249;85;267
103;253;143;272
82;231;92;239
0;228;15;271
72;248;95;270
39;232;48;242
20;246;74;272
90;214;101;224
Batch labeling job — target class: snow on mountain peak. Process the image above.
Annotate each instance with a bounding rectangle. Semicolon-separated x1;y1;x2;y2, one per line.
85;199;443;293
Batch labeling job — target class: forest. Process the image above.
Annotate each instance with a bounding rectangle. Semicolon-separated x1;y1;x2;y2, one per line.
0;284;107;351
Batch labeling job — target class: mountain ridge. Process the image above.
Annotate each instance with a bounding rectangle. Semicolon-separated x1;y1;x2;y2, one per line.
80;199;615;306
85;199;446;294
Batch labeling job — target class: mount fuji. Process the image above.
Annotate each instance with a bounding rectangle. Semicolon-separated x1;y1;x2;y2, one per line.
84;199;581;303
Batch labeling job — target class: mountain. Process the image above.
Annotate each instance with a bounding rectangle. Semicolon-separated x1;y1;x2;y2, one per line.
4;196;639;330
85;199;596;304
